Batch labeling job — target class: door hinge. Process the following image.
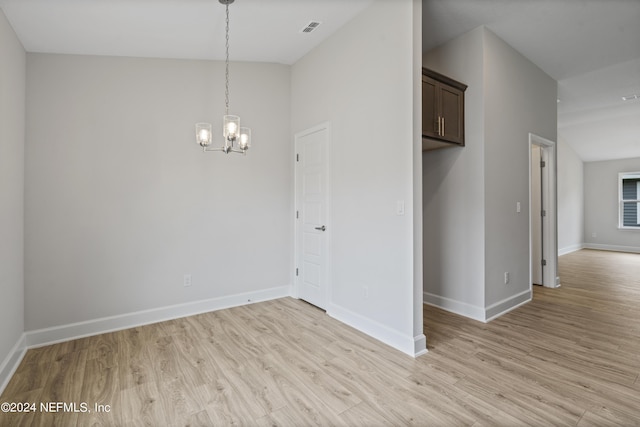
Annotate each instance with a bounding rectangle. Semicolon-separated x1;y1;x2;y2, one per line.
296;268;299;276
541;259;547;266
541;210;546;217
296;153;299;162
296;210;299;219
540;160;546;168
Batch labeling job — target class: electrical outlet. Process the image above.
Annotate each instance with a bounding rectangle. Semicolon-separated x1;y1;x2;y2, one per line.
504;272;510;284
183;274;192;287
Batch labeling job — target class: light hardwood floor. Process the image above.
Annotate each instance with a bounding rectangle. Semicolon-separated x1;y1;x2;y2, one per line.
1;249;639;426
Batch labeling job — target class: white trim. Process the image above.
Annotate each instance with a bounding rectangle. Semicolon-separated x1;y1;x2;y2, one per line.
0;333;27;395
484;290;532;322
414;335;428;357
423;292;485;322
529;133;559;288
584;243;640;254
412;0;426;360
558;243;584;256
25;286;289;349
327;303;423;358
424;290;531;323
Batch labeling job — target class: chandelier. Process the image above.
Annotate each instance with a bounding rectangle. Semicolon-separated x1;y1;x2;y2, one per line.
196;0;251;154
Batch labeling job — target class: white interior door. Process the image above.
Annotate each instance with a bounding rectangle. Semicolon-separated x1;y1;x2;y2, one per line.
295;124;330;309
531;145;543;285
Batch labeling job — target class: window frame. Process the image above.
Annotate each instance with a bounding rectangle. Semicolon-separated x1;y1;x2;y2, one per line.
618;172;640;230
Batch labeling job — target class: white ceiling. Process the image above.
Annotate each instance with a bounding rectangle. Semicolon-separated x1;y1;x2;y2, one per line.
0;0;373;65
1;0;638;162
424;0;640;162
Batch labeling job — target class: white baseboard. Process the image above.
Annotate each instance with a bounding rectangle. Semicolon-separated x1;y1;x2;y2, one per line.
424;289;531;323
26;286;289;349
484;289;532;322
0;334;27;396
423;292;485;322
9;284;431;393
413;334;428;357
7;285;432;394
584;243;640;254
558;243;584;256
327;303;426;358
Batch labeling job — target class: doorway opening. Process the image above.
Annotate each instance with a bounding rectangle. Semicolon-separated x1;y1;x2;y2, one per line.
529;133;560;288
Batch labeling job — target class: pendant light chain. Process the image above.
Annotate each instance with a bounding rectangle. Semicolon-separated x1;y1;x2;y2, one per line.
224;3;230;116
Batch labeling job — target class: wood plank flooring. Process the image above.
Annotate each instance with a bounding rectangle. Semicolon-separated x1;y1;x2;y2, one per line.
1;249;639;426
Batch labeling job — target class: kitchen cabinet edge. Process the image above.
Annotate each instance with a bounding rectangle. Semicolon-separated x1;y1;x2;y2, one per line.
422;67;468;92
422;136;464;151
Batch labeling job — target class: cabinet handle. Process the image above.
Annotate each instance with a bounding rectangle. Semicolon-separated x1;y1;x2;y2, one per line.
436;117;440;135
442;117;445;136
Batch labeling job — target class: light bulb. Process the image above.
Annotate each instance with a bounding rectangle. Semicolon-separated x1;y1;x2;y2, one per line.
227;122;238;137
239;127;251;150
223;115;240;142
195;123;212;146
198;128;210;143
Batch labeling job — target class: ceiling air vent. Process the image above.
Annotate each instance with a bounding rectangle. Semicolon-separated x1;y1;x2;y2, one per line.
301;21;321;33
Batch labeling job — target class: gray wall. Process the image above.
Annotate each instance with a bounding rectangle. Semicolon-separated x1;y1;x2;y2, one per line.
423;26;557;320
584;157;640;252
6;0;424;361
558;138;584;254
25;54;292;330
423;27;486;317
482;29;557;309
0;9;25;382
292;0;424;354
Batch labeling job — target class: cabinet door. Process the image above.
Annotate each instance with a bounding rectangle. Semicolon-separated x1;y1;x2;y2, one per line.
439;85;464;145
422;76;439;139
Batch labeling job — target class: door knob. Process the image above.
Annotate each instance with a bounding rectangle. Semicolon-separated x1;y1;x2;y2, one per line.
315;225;326;231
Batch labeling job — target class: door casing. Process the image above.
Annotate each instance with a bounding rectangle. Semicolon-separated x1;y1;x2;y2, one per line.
529;133;560;288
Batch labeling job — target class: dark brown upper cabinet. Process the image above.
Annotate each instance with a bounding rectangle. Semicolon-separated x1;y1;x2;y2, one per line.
422;68;467;151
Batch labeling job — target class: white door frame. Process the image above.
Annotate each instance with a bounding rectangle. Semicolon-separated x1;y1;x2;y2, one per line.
294;122;332;308
531;144;543;285
529;133;560;288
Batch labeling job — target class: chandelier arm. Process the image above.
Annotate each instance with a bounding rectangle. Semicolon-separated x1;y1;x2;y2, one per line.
203;146;225;152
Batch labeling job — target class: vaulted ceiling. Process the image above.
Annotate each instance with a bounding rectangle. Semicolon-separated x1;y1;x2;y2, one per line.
422;0;640;162
0;0;374;64
1;0;638;162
